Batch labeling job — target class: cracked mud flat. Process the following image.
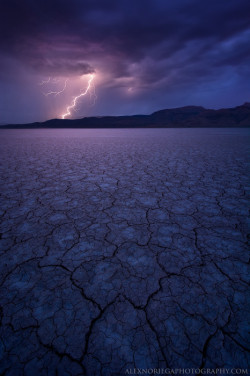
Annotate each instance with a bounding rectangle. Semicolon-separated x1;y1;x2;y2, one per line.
0;128;249;375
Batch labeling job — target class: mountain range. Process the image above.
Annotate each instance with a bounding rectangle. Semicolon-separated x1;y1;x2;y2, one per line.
1;103;250;128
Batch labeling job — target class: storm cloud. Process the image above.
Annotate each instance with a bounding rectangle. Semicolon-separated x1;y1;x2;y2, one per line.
0;0;250;123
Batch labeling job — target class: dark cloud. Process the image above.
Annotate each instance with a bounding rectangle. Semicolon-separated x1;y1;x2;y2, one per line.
30;58;95;76
1;0;250;62
0;0;249;122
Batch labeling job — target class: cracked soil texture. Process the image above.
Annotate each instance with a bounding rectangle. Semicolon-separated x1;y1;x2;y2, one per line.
0;128;249;375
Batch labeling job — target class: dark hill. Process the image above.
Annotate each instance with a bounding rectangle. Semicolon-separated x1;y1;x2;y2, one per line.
2;103;250;128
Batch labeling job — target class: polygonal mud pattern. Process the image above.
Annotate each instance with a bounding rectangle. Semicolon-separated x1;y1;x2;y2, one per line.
0;129;249;375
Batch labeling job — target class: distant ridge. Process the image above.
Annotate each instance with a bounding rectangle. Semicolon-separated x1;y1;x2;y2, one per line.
1;103;250;128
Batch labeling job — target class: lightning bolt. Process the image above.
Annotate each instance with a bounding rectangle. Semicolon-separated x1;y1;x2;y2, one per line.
43;79;69;97
39;77;51;85
51;78;60;84
61;74;95;119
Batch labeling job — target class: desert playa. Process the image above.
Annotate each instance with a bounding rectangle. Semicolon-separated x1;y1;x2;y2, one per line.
0;129;249;374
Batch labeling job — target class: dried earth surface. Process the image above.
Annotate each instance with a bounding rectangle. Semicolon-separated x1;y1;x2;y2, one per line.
0;129;249;375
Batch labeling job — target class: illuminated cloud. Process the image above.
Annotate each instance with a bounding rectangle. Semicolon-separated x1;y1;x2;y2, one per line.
0;0;249;123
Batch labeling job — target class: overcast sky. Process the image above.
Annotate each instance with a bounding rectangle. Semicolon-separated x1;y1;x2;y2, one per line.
0;0;250;123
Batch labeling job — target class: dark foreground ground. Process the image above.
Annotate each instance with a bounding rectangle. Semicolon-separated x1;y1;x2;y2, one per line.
0;129;249;375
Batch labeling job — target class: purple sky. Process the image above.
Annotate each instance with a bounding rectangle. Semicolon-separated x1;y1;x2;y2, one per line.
0;0;250;123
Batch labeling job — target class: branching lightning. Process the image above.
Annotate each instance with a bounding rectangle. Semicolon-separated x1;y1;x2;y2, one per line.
61;74;95;119
43;79;69;97
39;77;51;85
39;73;96;119
51;78;60;84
